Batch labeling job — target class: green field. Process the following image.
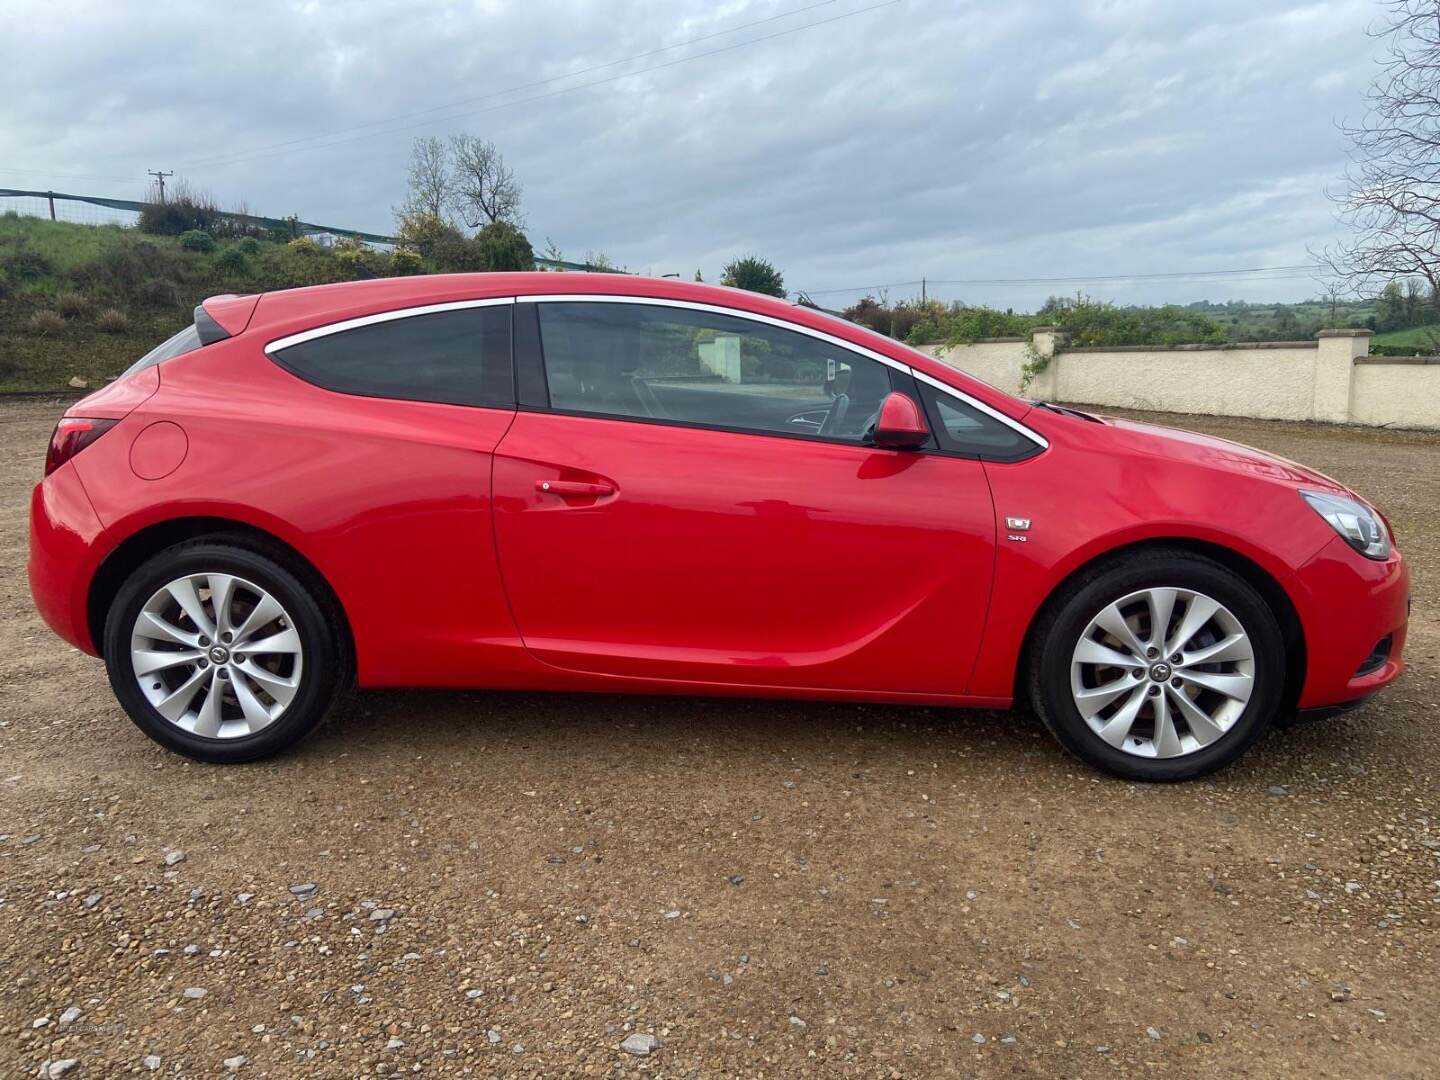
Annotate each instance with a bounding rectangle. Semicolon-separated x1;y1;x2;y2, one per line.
1371;324;1440;354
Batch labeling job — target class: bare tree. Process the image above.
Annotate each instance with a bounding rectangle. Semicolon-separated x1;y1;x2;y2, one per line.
397;136;454;225
449;134;522;227
1320;1;1440;306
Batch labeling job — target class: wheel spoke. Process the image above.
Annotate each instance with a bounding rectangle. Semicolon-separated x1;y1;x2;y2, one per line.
1094;603;1147;659
1151;690;1184;757
1178;632;1253;667
233;593;285;645
1146;589;1178;650
241;664;299;706
1167;685;1227;746
231;672;274;731
1097;687;1147;749
1167;594;1219;656
166;577;215;639
1074;638;1145;670
1181;669;1253;703
137;611;202;649
243;626;301;656
208;574;239;636
155;666;209;722
190;671;224;737
1074;677;1136;719
133;648;203;676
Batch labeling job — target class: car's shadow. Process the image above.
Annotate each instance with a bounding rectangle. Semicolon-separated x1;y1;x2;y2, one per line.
297;685;1373;781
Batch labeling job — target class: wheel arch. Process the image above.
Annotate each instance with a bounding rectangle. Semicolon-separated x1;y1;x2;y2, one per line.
87;516;355;666
1015;537;1307;715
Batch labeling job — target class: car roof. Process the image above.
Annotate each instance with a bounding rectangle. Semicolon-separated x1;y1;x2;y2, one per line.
234;272;1029;418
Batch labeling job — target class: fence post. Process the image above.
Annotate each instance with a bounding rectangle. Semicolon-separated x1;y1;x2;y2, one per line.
1313;329;1371;423
47;191;55;221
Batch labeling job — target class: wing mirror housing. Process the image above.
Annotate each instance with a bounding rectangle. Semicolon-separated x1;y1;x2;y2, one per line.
871;392;930;450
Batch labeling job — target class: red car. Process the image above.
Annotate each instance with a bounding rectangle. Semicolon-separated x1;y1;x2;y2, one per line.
28;274;1408;779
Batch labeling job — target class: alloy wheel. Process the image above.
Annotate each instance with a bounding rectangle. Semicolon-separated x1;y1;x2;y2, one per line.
1069;587;1255;759
129;573;304;739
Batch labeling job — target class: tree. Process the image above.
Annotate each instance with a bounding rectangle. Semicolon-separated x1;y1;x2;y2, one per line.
449;134;522;227
1320;2;1440;307
399;136;454;223
720;255;785;297
474;221;535;271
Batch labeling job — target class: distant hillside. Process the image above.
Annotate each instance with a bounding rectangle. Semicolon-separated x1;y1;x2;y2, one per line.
0;215;440;392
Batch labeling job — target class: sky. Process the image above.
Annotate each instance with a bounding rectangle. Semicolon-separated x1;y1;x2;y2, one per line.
0;0;1388;310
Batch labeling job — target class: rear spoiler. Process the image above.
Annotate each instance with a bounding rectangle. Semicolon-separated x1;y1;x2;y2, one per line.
194;293;260;344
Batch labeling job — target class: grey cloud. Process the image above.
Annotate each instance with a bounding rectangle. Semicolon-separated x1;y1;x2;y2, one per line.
0;0;1383;308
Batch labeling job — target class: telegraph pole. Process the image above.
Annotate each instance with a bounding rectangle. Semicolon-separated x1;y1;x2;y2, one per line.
147;169;174;202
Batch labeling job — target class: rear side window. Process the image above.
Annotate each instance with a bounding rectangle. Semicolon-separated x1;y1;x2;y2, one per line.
270;305;512;407
123;325;203;378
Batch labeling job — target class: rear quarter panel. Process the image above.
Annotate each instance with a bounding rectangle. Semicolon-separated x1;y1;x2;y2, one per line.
73;340;523;687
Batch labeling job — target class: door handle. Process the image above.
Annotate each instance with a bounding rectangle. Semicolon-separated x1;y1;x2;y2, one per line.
536;479;616;498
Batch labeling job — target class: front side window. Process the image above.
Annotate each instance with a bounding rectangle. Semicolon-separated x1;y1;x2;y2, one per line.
921;384;1041;462
270;305;512;407
535;302;894;443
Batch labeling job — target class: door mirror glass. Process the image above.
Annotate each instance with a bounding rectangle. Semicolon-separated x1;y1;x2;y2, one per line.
871;392;929;449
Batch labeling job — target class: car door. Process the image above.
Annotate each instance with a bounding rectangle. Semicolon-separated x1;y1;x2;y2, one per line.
491;296;1000;696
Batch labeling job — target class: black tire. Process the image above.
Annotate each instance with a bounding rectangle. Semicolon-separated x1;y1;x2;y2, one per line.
1027;548;1285;781
103;540;348;763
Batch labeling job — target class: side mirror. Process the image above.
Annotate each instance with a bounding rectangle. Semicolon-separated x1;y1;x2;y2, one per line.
871;392;929;450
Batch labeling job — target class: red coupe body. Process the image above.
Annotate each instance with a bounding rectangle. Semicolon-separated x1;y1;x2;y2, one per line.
29;274;1408;718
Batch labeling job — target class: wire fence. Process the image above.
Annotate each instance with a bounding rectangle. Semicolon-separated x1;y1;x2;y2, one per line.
1;187;608;272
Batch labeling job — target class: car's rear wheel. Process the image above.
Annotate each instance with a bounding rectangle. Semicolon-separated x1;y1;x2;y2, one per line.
1028;548;1285;781
103;541;346;762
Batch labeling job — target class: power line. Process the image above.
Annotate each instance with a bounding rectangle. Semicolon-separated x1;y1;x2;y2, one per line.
0;165;140;185
180;0;901;172
801;264;1327;296
165;0;840;171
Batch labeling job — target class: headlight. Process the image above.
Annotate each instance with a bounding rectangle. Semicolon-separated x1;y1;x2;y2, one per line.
1300;490;1390;560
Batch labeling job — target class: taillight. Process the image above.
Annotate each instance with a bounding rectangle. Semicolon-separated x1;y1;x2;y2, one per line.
44;417;117;477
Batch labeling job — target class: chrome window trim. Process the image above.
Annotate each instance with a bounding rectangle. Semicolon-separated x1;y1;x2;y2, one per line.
517;293;907;372
910;369;1050;450
263;296;515;355
521;293;1048;451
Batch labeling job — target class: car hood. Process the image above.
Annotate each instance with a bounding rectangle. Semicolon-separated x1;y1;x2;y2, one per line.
1099;415;1350;493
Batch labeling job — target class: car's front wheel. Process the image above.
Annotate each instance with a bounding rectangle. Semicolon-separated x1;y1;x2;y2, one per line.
103;540;347;762
1028;548;1286;781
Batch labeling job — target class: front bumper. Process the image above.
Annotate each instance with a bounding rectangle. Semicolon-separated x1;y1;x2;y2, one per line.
28;465;108;655
1288;536;1409;709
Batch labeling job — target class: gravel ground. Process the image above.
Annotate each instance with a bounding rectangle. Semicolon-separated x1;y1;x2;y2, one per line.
1;398;1437;1079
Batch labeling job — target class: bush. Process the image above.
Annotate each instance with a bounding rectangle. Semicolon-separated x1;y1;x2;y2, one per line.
287;236;319;254
721;255;785;297
138;279;182;309
215;247;249;274
0;247;54;283
55;291;88;318
1040;295;1226;347
28;310;66;335
96;308;129;333
238;236;262;256
390;248;424;275
179;229;216;253
474;221;534;272
139;180;222;236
